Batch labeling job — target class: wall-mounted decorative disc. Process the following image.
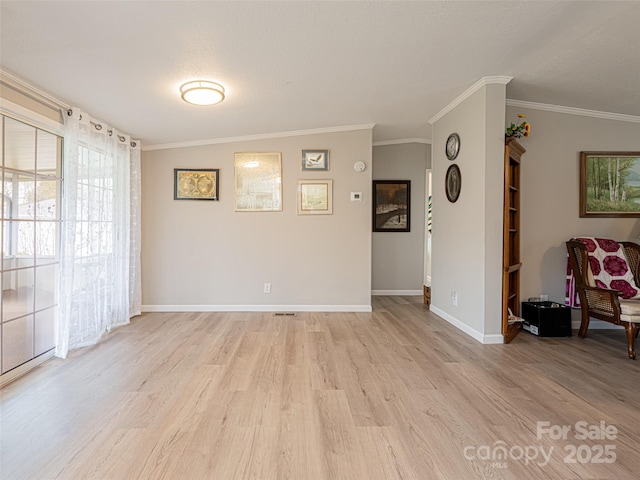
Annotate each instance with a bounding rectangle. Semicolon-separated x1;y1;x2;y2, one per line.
445;164;461;202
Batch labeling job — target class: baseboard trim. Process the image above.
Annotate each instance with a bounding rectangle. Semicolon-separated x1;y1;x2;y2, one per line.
0;350;55;388
371;290;422;296
482;334;506;345
430;306;503;344
142;304;372;313
571;319;624;330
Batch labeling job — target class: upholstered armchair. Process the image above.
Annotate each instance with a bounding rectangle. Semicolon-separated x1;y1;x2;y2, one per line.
566;239;640;359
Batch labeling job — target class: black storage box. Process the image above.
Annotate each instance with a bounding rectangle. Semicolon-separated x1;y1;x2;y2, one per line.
521;301;572;337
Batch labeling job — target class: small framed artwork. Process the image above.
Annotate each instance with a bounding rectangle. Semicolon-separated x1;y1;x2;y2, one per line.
297;179;333;215
373;180;410;232
174;168;219;200
234;152;282;211
445;164;461;203
302;149;329;171
580;151;640;217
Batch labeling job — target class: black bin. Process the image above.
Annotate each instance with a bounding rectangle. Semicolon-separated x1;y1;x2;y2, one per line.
521;301;572;337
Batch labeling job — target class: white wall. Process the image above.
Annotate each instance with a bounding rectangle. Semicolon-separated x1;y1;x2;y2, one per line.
372;142;430;294
431;81;507;343
512;106;640;313
141;128;373;311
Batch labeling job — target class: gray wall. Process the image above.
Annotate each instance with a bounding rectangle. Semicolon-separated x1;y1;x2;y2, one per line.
141;128;373;311
372;142;430;293
431;82;506;343
512;106;640;313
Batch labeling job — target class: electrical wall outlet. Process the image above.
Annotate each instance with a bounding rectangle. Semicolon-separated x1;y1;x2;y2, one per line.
451;290;458;306
540;294;549;301
264;283;271;294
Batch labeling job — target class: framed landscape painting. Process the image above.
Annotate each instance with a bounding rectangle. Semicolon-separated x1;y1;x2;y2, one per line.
580;152;640;217
373;180;410;232
297;179;332;215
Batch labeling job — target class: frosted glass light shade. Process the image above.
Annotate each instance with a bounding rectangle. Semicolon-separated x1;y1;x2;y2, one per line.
180;80;225;106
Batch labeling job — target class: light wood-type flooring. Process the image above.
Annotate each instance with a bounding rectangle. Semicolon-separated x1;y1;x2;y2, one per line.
1;296;640;479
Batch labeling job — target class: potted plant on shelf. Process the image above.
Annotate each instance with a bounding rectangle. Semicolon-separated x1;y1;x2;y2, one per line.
506;114;531;140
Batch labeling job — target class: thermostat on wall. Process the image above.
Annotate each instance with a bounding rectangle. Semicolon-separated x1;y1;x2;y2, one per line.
353;161;366;172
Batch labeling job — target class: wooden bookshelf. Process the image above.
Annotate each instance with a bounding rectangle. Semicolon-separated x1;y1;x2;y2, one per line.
502;138;525;343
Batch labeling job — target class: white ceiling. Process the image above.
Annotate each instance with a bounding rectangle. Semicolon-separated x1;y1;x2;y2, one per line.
1;1;639;147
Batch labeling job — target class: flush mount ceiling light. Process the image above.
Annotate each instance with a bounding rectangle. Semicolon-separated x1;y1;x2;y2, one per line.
180;80;225;106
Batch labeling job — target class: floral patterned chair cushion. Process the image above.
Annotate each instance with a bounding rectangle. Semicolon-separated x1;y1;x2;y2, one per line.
566;238;640;359
574;237;640;300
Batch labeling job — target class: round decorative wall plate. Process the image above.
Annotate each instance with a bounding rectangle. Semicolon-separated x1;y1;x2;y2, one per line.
446;133;460;160
445;164;461;203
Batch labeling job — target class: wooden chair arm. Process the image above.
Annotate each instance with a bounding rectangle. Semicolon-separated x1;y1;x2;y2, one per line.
580;285;622;319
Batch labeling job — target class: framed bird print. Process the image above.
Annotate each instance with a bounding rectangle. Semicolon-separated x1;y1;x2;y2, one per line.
302;149;329;171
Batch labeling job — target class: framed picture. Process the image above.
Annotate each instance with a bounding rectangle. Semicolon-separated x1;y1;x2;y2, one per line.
297;179;332;215
234;152;282;211
580;151;640;217
373;180;410;232
174;168;219;200
445;164;461;203
302;149;329;171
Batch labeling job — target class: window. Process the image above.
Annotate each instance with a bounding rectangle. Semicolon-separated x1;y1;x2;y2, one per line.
1;115;62;374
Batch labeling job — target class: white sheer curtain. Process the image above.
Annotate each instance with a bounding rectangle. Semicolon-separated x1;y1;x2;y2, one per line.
129;144;142;318
56;108;141;358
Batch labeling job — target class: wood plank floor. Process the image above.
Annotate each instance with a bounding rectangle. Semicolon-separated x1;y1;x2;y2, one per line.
1;296;640;479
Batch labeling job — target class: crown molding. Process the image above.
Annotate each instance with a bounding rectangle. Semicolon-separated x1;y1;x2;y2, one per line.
428;76;513;125
0;98;64;135
373;138;431;146
0;69;69;111
143;123;376;151
506;99;640;123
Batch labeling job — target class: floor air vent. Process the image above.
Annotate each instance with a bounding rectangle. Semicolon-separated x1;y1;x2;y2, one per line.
273;312;297;317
